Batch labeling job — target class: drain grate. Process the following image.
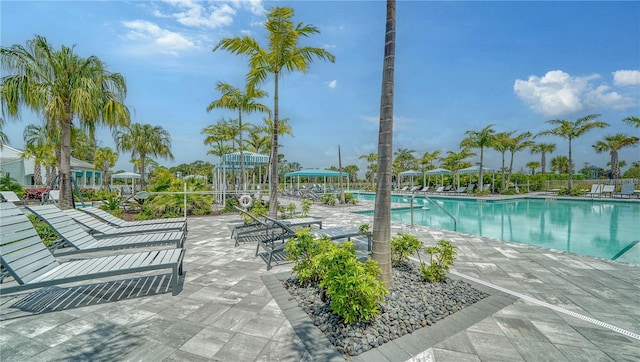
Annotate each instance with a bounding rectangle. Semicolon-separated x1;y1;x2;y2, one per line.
450;271;640;341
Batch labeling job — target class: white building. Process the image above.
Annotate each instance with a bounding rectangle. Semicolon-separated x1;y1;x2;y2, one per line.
0;145;102;188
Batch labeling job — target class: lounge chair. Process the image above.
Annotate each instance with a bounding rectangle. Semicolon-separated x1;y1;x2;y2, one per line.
431;186;444;194
419;186;430;193
79;206;186;227
0;191;24;205
585;184;603;197
0;203;184;295
409;186;421;193
26;204;186;252
31;205;186;237
452;186;467;195
231;206;322;246
614;184;636;198
601;185;615;198
42;189;60;205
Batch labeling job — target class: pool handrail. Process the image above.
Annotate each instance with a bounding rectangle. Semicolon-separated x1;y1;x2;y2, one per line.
411;195;458;231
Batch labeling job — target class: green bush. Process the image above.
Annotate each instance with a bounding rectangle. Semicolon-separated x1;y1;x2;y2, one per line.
319;242;388;324
27;214;59;247
300;199;312;217
320;193;336;206
0;174;23;195
343;192;357;205
420;240;457;283
500;188;516;195
135;204;157;220
221;197;238;213
286;203;297;218
390;233;423;266
100;194;124;211
284;229;333;285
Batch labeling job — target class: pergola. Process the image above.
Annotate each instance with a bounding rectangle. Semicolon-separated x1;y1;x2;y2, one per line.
217;151;269;192
424;168;452;187
284;169;350;191
111;171;141;194
398;170;422;187
458;165;496;191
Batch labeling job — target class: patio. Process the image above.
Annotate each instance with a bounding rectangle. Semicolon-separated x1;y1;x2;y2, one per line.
1;200;638;361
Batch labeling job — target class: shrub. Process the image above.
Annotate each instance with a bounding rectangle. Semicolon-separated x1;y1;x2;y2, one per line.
78;188;96;200
300;199;312;217
420;240;457;283
390;233;424;266
319;242;388;324
27;214;59;247
0;174;24;195
500;188;516;195
343;192;357;205
135;204;157;220
286;203;297;218
221;197;238;213
100;195;124;212
23;187;49;201
320;193;336;206
284;229;333;284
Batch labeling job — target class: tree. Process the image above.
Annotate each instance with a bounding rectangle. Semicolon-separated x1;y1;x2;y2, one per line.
550;155;570;174
506;131;533;187
206;82;270;190
359;152;378;187
392;148;416;176
530;142;556;174
623;116;639;128
492;131;514;190
440;148;475;175
372;0;396;287
93;147;118;189
526;161;540;175
538;114;608;193
418;150;441;171
23;123;55;186
1;35;130;209
460;124;496;191
592;134;639;179
114;123;174;189
214;6;335;217
0;116;8;147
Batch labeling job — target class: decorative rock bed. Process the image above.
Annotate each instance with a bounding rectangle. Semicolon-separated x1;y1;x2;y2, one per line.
283;262;489;357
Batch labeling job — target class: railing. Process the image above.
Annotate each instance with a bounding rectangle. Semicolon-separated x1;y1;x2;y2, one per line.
409;195;457;231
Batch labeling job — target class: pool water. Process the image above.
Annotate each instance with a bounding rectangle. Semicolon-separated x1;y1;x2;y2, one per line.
354;193;640;264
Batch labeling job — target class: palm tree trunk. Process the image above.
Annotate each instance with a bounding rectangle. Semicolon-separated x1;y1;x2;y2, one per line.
268;74;280;217
372;0;396;288
140;155;146;190
568;137;573;193
478;147;484;191
541;152;546;174
33;161;42;185
59;115;73;209
611;151;619;179
239;110;246;191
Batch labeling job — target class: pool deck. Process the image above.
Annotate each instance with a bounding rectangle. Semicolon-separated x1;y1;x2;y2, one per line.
1;198;639;361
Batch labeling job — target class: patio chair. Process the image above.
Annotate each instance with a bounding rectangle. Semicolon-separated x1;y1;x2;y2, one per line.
42;190;60;205
585;184;603;197
231;206;322;246
601;185;615;198
79;206;186;227
0;203;184;295
614;184;636;198
32;205;186;238
0;191;25;205
26;204;186;252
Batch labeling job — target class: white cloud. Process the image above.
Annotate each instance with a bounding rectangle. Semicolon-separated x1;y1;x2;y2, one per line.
122;20;194;55
612;70;640;86
514;70;636;117
327;80;337;89
154;0;237;28
231;0;265;16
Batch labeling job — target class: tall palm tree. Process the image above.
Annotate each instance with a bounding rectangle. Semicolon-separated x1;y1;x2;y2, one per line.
359;152;378;187
506;131;533;187
550;155;570;174
538;114;608;193
206;82;270;191
371;0;396;287
592;134;639;179
392;148;416;177
93;147;119;189
530;142;556;174
1;35;130;209
526;161;540;175
440;148;475;175
214;6;335;217
492;131;514;190
622;116;639;128
23;123;54;186
460;124;496;191
114;123;173;189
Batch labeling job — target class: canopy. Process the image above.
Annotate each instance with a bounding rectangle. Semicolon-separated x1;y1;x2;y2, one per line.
284;169;349;178
111;171;141;179
398;170;422;177
220;151;268;168
457;166;496;174
424;168;452;175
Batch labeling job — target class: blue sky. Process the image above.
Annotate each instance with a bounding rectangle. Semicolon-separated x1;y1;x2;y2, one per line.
2;1;639;176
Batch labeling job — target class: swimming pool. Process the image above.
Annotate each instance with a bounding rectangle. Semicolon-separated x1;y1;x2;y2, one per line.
354;193;640;264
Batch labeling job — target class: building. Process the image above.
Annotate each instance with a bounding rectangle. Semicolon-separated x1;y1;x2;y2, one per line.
0;145;102;188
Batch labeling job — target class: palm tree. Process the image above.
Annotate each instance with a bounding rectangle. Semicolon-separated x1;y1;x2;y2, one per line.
93;147;119;189
392;148;416;177
372;0;396;287
1;35;130;209
592;134;639;179
206;82;270;191
114;123;173;189
623;116;639;128
550;155;570;174
492;131;514;190
23;124;55;186
214;6;335;217
526;161;540;175
359;152;378;187
460;124;496;191
506;131;533;187
538;114;608;193
440;148;475;175
0;116;8;147
530;142;556;174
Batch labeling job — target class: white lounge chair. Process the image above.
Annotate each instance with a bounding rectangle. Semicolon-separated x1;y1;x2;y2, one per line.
614;184;636;198
585;184;603;197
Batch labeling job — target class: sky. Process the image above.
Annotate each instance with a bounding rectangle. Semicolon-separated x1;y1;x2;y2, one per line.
2;0;639;177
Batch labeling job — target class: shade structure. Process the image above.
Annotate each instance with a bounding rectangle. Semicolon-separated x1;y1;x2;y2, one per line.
284;169;349;191
457;165;496;191
220;151;269;168
398;170;422;187
424;168;452;187
111;171;141;193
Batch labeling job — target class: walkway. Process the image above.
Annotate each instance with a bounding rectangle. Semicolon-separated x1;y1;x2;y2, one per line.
1;200;638;361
